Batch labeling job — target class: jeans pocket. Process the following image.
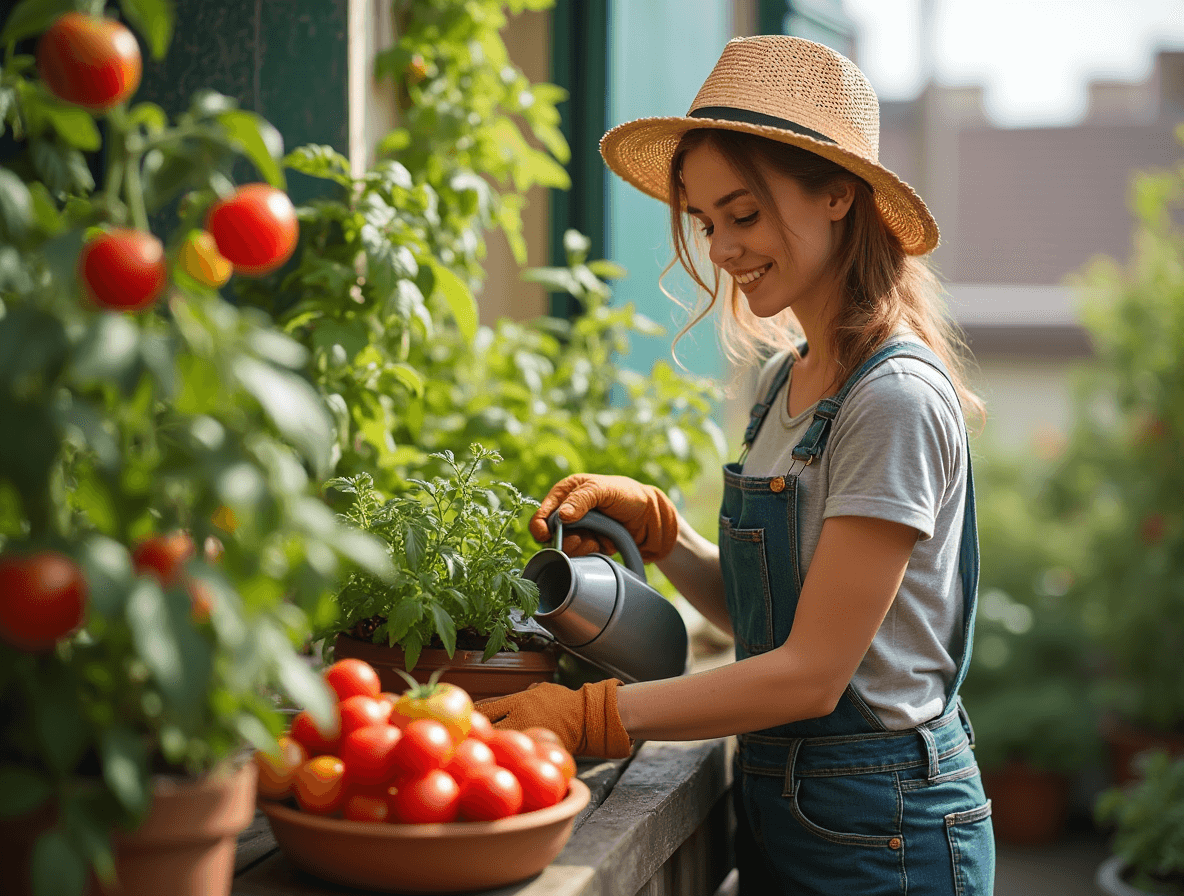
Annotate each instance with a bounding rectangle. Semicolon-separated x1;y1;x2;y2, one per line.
718;520;775;654
946;801;995;896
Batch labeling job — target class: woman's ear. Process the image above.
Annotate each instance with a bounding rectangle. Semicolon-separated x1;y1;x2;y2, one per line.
826;181;856;221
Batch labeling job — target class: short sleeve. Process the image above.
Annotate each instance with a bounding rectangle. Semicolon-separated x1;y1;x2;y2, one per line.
822;361;965;540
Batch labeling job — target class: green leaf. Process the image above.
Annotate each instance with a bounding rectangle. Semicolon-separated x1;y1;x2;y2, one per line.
219;110;286;189
563;229;591;265
38;101;101;151
0;765;52;818
118;0;175;60
0;0;73;45
430;604;457;656
390;362;424;397
233;356;334;478
0;167;32;244
100;727;151;817
32;666;88;774
431;263;478;343
587;259;628;281
31;829;87;896
403;521;425;570
126;579;212;720
262;622;335;731
30;138;94;195
77;535;135;617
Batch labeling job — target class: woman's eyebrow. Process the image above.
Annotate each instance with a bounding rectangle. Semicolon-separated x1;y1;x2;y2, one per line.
685;188;751;215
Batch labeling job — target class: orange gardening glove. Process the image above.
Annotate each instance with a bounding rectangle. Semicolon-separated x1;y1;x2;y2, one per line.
476;679;633;759
529;474;678;563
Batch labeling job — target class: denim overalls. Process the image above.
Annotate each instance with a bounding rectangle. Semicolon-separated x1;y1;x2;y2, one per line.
720;341;995;895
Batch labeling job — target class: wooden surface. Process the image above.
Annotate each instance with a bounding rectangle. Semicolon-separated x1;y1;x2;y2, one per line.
232;738;732;896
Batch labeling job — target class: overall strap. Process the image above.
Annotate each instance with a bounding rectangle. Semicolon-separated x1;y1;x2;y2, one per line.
790;340;945;464
739;345;805;459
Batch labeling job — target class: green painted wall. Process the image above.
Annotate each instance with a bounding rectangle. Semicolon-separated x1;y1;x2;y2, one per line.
606;0;731;386
136;0;350;206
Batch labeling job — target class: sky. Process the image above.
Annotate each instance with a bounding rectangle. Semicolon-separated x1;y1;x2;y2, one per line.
841;0;1184;127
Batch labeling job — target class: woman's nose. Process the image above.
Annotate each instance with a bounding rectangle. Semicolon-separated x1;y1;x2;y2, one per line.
708;230;740;268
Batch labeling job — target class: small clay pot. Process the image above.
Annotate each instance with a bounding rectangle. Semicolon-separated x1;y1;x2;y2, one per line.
1101;715;1184;786
99;762;258;896
333;632;559;700
981;761;1070;846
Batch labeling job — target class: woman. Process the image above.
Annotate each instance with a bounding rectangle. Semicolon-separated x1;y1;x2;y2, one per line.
479;35;995;895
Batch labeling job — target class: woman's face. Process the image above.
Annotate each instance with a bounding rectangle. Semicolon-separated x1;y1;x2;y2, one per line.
680;142;852;320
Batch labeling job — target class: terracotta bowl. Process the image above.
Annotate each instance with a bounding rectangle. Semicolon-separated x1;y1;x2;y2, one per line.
259;778;590;893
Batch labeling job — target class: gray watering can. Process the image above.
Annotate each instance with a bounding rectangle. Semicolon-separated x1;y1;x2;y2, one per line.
519;510;689;683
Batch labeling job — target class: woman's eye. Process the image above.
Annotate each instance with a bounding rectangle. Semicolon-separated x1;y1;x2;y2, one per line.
700;223;714;237
735;211;758;226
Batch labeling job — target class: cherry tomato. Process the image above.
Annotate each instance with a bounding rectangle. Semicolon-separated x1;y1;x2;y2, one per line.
487;729;538;776
36;13;142;112
177;229;232;288
535;743;577;783
468;710;495;744
443;737;496;790
394;680;473;744
381;692;413;729
0;551;86;651
289;708;341;757
254;735;307;800
339;725;402;786
132;531;195;586
79;229;167;312
206;184;298;276
524;726;563;748
458;765;523;821
343;790;391;823
394;718;454;777
324;658;381;702
516;756;567;812
389;769;460;824
338;695;392;736
186;579;214;624
293;755;346;815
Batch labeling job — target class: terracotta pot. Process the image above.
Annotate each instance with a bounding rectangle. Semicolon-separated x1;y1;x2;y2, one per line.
333;632;559;701
99;761;258;896
1102;715;1184;786
2;762;257;896
981;761;1070;846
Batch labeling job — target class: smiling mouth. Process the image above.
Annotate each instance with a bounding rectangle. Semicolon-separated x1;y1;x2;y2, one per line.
734;264;771;285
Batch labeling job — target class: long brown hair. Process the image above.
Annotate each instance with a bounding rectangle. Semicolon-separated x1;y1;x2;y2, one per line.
661;128;984;428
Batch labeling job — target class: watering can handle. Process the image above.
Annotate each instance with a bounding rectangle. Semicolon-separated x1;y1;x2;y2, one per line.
545;509;648;581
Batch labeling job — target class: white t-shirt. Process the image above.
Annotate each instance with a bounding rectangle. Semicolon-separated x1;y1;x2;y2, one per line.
741;341;969;729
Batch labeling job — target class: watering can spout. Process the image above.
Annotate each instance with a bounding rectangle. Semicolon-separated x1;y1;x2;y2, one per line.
522;510;688;683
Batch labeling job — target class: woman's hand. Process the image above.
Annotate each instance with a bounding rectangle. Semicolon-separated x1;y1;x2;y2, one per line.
530;474;679;563
476;679;633;758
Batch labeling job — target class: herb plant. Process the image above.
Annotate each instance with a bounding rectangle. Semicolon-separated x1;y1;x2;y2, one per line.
1096;750;1184;894
323;444;541;670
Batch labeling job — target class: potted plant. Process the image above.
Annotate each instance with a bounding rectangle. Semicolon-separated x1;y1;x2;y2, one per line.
323;444;557;700
0;4;389;895
1095;750;1184;895
1047;127;1184;783
961;452;1103;845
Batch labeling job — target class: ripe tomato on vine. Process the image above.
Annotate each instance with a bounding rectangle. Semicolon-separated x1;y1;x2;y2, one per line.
36;12;142;112
78;229;167;312
0;551;87;651
206;184;298;276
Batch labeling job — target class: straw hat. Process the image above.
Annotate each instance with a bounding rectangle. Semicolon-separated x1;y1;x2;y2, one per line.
599;35;939;255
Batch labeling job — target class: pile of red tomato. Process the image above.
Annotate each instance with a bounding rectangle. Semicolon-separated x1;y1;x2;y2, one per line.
256;658;577;825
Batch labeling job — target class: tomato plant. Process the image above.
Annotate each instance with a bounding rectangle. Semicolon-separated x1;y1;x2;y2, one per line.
339;725;402;786
177;229;233;288
393;674;472;744
458;766;523;821
36;12;142;112
293;755;347;815
132;531;195;586
338;695;392;735
78;228;168;312
0;551;87;651
515;756;566;812
255;735;307;800
324;658;381;702
289;708;342;757
389;769;460;824
394;718;454;777
206;183;298;276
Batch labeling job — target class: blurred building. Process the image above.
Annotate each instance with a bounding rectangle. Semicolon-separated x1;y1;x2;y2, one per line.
878;48;1184;447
